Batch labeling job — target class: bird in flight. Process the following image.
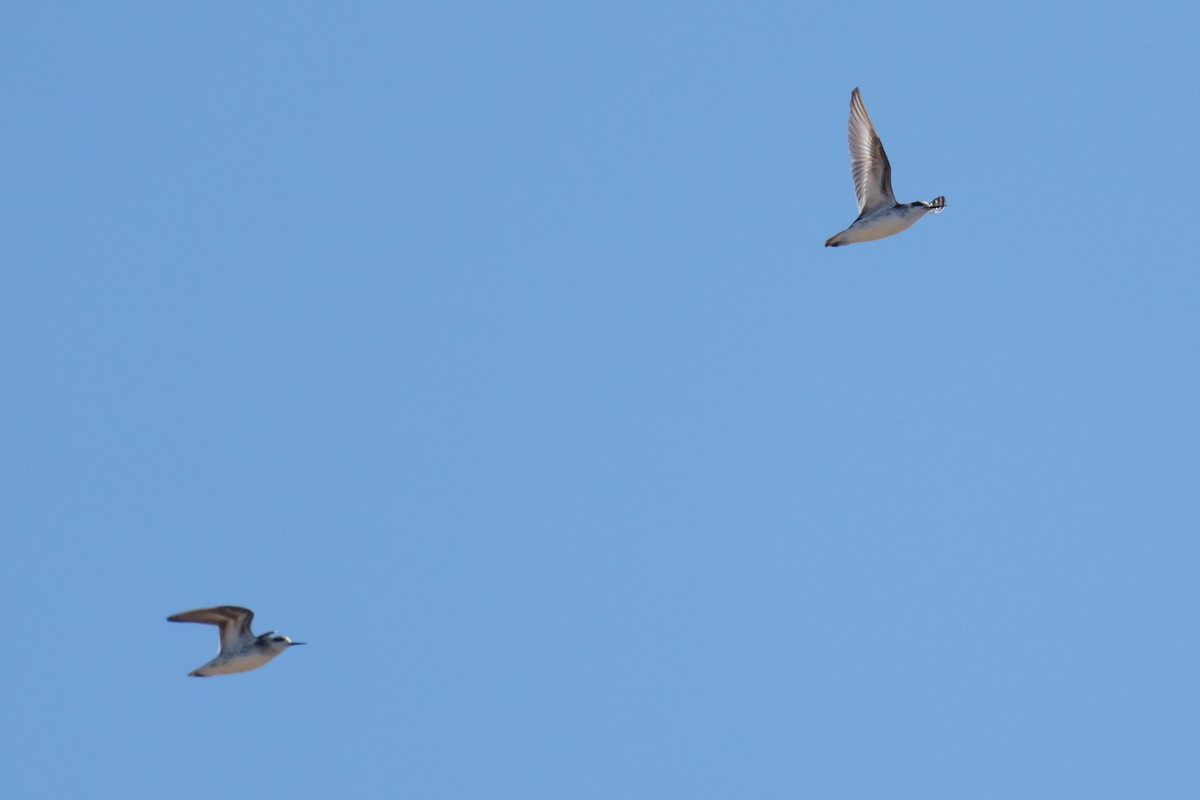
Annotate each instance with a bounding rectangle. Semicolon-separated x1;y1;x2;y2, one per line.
167;606;304;677
825;87;945;247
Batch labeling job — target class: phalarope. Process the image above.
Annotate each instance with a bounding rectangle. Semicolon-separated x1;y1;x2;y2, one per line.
168;606;304;677
825;87;945;247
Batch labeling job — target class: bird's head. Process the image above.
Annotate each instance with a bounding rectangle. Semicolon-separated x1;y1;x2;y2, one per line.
262;633;306;652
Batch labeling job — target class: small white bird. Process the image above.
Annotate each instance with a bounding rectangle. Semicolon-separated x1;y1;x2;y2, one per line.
168;606;304;677
825;87;945;247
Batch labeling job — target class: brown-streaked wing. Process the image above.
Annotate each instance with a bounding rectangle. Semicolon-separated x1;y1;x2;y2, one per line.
167;606;256;652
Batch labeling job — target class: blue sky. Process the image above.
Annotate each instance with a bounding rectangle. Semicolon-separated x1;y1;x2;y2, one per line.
3;2;1198;797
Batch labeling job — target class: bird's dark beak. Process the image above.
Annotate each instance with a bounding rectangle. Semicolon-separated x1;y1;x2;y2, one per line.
290;642;306;646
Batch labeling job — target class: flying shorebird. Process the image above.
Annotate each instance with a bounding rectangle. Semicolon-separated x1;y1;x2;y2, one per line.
167;606;304;677
825;87;945;247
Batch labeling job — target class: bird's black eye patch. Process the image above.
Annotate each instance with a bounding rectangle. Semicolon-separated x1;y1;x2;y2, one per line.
273;637;286;642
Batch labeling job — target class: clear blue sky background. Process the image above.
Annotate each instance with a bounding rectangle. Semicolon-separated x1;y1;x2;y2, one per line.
2;2;1197;797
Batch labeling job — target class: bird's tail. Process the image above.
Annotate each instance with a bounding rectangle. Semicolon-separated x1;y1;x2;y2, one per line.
926;196;946;214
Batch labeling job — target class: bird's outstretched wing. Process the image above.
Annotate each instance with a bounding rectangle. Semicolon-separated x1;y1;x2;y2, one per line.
168;606;255;652
848;87;896;215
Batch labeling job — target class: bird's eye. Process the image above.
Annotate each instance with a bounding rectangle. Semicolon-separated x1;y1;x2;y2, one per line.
273;637;285;642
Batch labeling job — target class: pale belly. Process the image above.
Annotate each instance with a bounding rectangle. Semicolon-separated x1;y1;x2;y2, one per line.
192;650;279;676
842;212;921;243
826;208;925;246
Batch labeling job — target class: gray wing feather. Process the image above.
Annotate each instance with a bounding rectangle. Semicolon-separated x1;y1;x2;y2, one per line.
848;87;896;215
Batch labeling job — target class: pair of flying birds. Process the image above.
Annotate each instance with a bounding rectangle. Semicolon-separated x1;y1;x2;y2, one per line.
167;91;940;680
